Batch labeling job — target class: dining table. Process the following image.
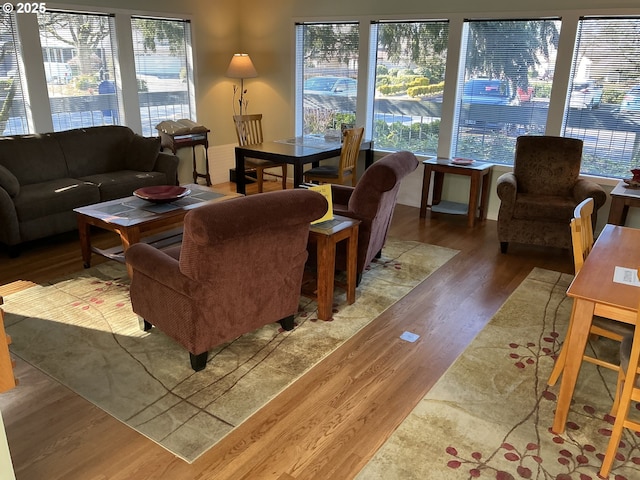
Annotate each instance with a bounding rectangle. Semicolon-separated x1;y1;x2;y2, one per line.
234;135;374;194
552;223;640;434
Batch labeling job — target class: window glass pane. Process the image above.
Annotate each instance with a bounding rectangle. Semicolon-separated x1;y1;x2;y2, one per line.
132;17;194;137
373;20;448;155
0;15;30;135
298;22;359;136
454;19;561;164
563;17;640;178
39;11;121;131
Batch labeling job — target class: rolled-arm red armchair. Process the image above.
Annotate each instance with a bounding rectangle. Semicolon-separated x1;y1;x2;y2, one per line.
125;189;328;371
328;150;419;283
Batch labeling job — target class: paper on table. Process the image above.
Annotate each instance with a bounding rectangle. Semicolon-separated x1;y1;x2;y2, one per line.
613;266;640;286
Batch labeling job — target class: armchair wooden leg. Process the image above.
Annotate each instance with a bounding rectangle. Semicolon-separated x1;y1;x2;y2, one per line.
190;351;208;371
278;315;295;331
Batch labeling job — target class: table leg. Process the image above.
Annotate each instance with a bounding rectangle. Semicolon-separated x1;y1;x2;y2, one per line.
467;172;480;227
552;298;595;434
432;171;444;205
479;171;491;221
293;162;304;188
77;216;93;268
235;149;246;195
119;227;141;278
316;235;336;321
191;146;198;184
365;144;374;169
419;164;432;218
607;198;627;226
346;225;359;304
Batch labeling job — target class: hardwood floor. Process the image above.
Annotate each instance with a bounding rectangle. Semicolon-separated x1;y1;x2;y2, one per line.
0;183;574;480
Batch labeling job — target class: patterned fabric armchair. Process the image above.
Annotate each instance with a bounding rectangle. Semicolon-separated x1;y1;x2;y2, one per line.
496;135;607;253
125;189;328;371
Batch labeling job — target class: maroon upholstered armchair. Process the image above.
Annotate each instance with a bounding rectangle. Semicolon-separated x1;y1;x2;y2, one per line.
328;150;419;284
497;135;606;253
125;189;328;371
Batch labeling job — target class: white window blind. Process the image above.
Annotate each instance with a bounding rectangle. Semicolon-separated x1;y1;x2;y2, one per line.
454;18;561;164
131;17;194;137
372;20;449;156
0;14;30;135
38;11;120;131
563;17;640;178
296;22;359;136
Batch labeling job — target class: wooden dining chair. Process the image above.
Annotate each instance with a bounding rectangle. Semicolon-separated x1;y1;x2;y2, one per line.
547;197;633;393
233;114;287;193
599;274;640;478
303;126;364;187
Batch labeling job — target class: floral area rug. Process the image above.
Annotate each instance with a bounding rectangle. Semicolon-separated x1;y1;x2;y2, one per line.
2;238;457;464
357;267;640;480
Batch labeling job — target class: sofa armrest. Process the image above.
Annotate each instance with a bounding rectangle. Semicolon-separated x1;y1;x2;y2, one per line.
125;243;199;295
0;188;20;246
153;152;180;186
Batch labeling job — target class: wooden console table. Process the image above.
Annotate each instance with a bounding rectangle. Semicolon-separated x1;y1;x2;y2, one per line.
159;130;212;186
419;157;493;227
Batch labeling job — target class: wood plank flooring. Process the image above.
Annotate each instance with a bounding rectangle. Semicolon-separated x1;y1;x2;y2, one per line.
0;183;574;480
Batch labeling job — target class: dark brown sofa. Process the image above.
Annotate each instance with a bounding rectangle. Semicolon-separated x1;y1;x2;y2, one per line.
0;125;179;251
125;189;328;371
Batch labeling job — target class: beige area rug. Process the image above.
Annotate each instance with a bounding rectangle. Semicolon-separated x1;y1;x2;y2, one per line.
2;238;457;464
357;267;640;480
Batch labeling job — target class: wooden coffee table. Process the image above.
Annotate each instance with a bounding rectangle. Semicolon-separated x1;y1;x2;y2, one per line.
74;184;240;276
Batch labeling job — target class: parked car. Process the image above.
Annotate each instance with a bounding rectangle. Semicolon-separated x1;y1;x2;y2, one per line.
462;78;514;105
568;80;603;109
304;76;357;96
620;85;640;113
461;78;515;129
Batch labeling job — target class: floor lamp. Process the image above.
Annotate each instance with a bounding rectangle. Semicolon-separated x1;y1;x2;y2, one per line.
226;53;258;116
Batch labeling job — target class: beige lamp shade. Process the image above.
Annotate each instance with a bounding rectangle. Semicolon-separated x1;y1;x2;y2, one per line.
226;53;258;79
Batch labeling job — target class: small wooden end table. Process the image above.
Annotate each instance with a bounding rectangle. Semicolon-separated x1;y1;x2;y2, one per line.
307;215;360;321
74;184;239;277
159;130;212;186
608;180;640;226
419;157;493;227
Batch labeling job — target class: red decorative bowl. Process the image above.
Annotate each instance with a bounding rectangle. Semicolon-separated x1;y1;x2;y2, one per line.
133;185;191;203
451;157;474;165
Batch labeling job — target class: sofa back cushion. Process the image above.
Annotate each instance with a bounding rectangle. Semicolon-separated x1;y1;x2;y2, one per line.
126;134;161;172
55;125;134;177
0;133;68;186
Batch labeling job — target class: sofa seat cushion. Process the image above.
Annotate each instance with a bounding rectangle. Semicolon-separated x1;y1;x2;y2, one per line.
513;193;575;221
14;179;100;222
80;170;168;201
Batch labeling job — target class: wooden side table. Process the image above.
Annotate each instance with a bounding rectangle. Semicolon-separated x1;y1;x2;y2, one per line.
419;157;494;227
608;180;640;226
159;130;212;186
306;215;360;321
